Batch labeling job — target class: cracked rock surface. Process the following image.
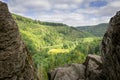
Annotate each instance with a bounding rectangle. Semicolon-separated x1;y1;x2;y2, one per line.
0;1;38;80
101;11;120;80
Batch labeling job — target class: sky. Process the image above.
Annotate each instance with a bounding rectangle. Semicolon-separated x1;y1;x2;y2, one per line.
1;0;120;26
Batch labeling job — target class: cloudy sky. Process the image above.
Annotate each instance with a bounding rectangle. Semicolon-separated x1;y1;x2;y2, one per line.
1;0;120;26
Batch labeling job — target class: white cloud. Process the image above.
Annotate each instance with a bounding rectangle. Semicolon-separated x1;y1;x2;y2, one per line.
54;4;69;10
2;0;120;26
24;0;51;10
36;12;109;26
8;0;51;12
109;1;120;7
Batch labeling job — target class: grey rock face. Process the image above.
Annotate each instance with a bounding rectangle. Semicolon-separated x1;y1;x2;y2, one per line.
101;11;120;80
0;1;38;80
84;54;102;80
48;64;85;80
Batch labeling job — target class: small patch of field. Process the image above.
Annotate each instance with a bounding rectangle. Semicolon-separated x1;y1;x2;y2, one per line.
82;37;102;42
48;49;69;54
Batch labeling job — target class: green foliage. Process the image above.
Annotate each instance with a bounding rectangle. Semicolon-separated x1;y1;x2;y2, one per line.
32;39;101;80
75;39;101;55
12;13;102;80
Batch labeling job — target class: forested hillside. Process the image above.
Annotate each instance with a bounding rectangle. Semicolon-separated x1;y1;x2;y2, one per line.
77;23;108;37
12;14;102;80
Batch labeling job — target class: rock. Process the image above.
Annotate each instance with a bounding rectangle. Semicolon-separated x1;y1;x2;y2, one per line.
48;64;85;80
48;54;102;80
101;11;120;80
83;54;102;80
0;1;38;80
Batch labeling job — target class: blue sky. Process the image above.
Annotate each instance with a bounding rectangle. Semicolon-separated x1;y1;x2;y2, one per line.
1;0;120;26
89;1;107;7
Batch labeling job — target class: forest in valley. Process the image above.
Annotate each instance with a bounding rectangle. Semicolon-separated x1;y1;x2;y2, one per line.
12;14;107;80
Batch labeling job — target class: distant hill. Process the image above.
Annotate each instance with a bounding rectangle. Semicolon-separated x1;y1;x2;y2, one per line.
77;23;108;37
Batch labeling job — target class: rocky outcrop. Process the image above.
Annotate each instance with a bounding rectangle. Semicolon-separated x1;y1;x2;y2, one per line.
0;1;38;80
48;64;85;80
84;55;102;80
48;11;120;80
101;11;120;80
48;54;102;80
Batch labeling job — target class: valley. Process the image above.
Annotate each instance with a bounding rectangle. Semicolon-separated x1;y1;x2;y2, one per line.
12;14;107;80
